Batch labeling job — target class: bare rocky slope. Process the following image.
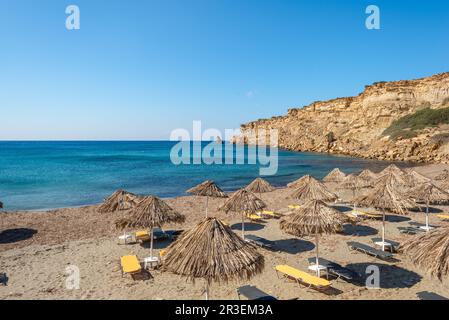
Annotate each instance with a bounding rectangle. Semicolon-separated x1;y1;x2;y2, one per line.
233;72;449;163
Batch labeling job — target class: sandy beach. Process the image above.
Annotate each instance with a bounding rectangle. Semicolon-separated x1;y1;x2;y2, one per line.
1;163;449;300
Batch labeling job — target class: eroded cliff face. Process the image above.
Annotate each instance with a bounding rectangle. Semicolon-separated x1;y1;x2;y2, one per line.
234;72;449;163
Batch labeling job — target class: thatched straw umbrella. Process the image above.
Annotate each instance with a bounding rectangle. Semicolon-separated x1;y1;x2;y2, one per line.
287;174;313;188
380;164;406;177
186;180;228;218
405;169;432;186
339;174;367;209
163;217;264;299
358;169;377;183
219;189;266;239
97;189;140;213
280;200;348;276
435;169;449;181
409;182;449;231
353;182;415;251
290;177;338;205
372;171;411;190
400;227;449;280
323;168;346;183
125;196;185;259
245;177;275;199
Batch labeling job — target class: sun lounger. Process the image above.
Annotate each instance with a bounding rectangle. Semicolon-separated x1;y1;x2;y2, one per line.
237;285;277;300
437;214;449;221
245;235;276;251
417;291;448;300
306;258;360;282
398;226;426;235
258;210;282;219
409;221;439;230
275;265;331;291
247;214;264;221
120;255;142;278
347;241;393;260
371;238;400;253
135;230;151;242
159;249;167;259
288;205;300;209
350;210;382;220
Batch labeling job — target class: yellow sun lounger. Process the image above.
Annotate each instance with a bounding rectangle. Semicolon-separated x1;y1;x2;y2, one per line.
288;205;300;209
351;210;383;220
159;249;168;259
275;265;331;291
120;255;142;278
247;214;264;221
437;214;449;221
258;210;282;219
135;230;151;242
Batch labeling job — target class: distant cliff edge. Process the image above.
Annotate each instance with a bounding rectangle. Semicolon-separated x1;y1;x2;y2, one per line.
233;72;449;163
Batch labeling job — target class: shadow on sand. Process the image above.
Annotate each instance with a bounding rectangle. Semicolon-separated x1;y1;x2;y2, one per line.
0;228;37;244
386;215;411;223
332;205;353;213
342;224;378;237
231;222;265;232
273;238;315;254
345;262;422;289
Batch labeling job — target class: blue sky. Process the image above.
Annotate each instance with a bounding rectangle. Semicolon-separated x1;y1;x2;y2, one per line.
0;0;448;140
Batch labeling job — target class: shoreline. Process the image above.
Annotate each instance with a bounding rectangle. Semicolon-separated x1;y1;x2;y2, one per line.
1;163;449;300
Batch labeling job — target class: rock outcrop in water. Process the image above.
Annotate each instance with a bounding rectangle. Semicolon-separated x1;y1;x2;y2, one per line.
233;72;449;163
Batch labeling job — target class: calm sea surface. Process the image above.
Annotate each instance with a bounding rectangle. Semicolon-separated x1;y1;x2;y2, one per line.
0;141;410;211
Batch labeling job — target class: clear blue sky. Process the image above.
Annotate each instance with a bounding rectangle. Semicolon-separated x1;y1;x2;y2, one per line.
0;0;448;140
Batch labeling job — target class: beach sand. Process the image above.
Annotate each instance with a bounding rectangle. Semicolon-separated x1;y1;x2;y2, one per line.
1;164;449;300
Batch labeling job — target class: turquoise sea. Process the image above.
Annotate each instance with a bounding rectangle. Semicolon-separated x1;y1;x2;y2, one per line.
0;141;408;211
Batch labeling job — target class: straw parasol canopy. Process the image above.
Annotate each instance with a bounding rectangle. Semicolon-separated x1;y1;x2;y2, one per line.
245;177;275;194
409;182;449;231
126;195;185;259
280;200;349;276
97;189;140;213
435;169;449;181
186;180;227;198
219;189;266;238
290;177;338;204
372;171;412;190
287;174;313;188
405;169;432;186
352;182;416;251
163;217;264;299
353;182;415;215
186;180;228;218
380;164;406;177
323;168;346;183
358;169;377;183
339;174;368;209
400;227;449;280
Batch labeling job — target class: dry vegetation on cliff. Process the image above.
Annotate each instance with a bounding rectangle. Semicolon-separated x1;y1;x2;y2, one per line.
235;72;449;163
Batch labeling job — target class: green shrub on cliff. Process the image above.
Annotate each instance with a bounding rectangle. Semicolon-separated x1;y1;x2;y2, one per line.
383;107;449;140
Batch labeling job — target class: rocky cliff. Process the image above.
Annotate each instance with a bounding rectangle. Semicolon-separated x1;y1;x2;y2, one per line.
233;72;449;163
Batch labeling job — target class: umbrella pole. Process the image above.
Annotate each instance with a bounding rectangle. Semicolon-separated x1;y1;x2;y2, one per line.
353;189;356;210
150;227;154;259
206;196;209;218
315;233;320;277
382;212;386;252
241;213;245;239
205;281;209;300
425;201;429;230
